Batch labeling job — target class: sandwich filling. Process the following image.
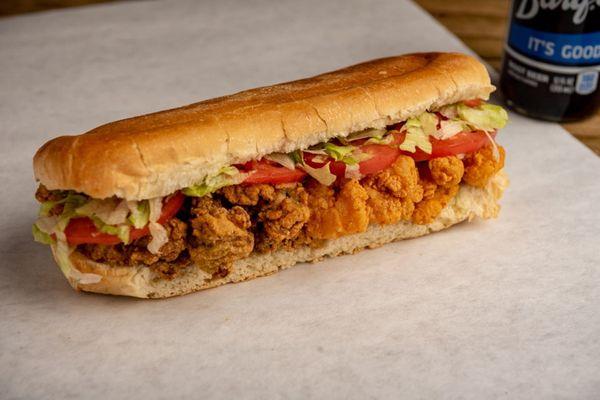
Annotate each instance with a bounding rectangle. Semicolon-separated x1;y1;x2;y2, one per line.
33;100;508;283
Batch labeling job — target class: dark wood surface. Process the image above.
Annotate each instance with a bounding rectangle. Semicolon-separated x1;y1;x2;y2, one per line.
2;0;599;155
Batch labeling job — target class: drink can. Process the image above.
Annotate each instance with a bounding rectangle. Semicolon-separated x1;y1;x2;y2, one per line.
500;0;600;121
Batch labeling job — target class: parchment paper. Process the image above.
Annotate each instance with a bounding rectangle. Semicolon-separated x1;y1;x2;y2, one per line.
1;1;599;399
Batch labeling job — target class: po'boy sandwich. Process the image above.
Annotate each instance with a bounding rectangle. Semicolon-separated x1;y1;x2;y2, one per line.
33;52;508;298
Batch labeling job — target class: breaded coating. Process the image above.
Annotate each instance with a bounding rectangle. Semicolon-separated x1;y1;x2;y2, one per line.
220;183;310;252
412;184;460;225
420;178;437;200
74;144;506;272
255;185;311;252
220;184;276;206
411;159;462;225
187;196;253;276
306;179;369;240
362;155;424;225
463;145;505;188
429;156;464;187
79;217;190;279
130;218;189;265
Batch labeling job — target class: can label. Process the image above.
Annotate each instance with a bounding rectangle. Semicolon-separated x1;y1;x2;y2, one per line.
501;0;600;120
508;24;600;66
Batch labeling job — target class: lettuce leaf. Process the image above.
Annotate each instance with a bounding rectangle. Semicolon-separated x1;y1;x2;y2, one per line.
264;153;297;170
323;143;355;161
91;217;131;243
148;197;163;223
345;128;387;142
365;133;395;145
127;200;149;229
54;239;101;284
299;162;337;186
76;198;129;226
418;112;438;136
32;224;55;245
399;118;432;154
183;166;246;197
147;221;168;254
438;104;458;119
436;120;467;140
457;103;508;132
344;163;363;180
38;199;67;217
323;143;372;165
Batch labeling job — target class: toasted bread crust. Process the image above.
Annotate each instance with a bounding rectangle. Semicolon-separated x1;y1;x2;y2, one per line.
34;53;493;200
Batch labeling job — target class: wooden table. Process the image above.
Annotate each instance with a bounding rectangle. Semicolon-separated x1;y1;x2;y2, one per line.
415;0;600;156
2;0;598;155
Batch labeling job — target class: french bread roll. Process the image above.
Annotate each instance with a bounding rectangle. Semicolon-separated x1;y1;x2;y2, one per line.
34;52;507;299
34;52;494;200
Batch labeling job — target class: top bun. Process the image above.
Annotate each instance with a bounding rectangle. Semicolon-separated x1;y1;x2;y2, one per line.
33;52;494;200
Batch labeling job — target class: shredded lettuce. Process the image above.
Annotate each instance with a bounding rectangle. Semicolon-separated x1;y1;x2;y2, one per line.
299;161;337;186
438;104;458;119
91;217;131;243
32;224;55;245
38;198;67;217
418;112;438;136
325;143;371;165
289;150;303;164
323;143;355;161
54;239;74;279
183;166;246;197
457;103;508;132
35;215;59;234
399;118;433;154
34;197;103;284
264;153;296;170
482;129;501;161
61;194;88;215
54;239;102;284
148;197;163;223
344;163;363;180
436;120;467;140
147;221;168;254
365;133;395;145
33;193;86;245
127;200;149;229
345;128;387;142
76;198;129;226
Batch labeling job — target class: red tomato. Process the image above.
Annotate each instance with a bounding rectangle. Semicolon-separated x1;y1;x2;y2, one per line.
240;160;306;184
240;126;495;185
399;130;496;161
64;192;185;245
357;144;401;175
462;98;483;107
303;129;494;176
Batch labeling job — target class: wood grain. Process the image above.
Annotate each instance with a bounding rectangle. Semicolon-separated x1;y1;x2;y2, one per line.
1;0;598;155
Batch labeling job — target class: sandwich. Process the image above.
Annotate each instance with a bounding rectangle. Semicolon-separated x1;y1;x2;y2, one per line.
32;52;509;298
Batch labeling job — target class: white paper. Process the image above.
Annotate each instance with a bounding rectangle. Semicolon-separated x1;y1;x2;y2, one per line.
1;1;599;399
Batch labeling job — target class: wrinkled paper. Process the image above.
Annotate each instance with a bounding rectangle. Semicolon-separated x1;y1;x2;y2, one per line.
1;0;599;399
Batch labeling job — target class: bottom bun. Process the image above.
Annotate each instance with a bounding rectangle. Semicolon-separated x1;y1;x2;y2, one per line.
54;171;508;299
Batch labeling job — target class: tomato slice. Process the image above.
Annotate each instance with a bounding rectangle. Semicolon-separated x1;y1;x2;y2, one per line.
64;192;185;245
302;129;494;177
399;130;496;161
240;160;306;185
462;98;483;107
239;124;496;185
